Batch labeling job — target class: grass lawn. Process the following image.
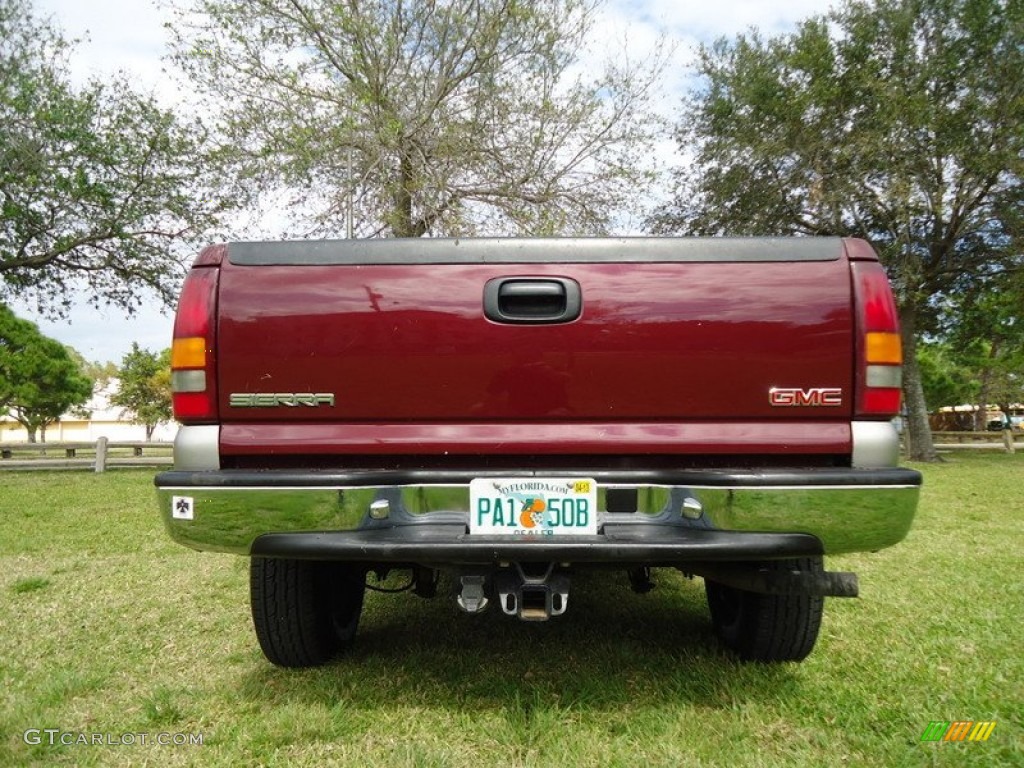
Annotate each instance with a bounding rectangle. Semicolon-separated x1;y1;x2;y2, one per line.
1;454;1021;767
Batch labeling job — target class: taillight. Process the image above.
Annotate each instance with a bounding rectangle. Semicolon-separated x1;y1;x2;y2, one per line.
852;260;903;418
171;266;219;422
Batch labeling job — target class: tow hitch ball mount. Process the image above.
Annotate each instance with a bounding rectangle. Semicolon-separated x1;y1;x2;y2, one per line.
457;563;570;622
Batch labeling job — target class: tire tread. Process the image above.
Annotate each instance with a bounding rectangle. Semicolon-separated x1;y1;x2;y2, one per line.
250;557;363;668
706;557;824;663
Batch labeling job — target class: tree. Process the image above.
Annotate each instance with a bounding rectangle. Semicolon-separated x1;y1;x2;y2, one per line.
62;347;119;420
0;304;92;441
939;267;1024;426
0;0;231;317
64;348;118;390
168;0;666;238
109;344;172;440
916;341;978;411
650;0;1024;461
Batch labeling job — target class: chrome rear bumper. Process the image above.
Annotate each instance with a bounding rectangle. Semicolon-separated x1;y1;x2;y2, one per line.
155;467;920;559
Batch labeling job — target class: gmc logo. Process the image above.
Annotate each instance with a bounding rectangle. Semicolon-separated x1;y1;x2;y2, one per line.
769;387;843;407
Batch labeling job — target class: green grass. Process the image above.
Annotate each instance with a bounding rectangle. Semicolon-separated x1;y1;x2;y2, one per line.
0;456;1021;767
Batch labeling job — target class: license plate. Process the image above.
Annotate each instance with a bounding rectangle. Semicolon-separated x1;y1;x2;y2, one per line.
469;478;598;536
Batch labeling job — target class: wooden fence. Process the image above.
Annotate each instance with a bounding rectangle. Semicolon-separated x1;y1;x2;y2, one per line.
929;431;1020;453
0;439;173;472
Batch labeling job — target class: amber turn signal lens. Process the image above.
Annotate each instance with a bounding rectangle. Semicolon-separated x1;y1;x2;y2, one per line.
865;332;902;364
172;337;207;369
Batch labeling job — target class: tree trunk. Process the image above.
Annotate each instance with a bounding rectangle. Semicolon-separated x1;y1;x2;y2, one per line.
391;151;417;237
973;342;999;431
900;304;940;462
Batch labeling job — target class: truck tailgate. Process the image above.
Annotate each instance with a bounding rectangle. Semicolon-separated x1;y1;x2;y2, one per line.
216;239;852;422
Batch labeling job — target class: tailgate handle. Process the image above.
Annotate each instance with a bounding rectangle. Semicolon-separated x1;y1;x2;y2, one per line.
484;278;582;324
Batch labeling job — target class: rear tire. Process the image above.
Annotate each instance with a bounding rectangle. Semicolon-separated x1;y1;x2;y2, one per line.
250;557;365;668
705;557;824;662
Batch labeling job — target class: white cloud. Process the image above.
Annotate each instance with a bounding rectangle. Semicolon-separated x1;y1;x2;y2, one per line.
596;0;837;101
10;293;174;364
625;0;836;40
34;0;182;104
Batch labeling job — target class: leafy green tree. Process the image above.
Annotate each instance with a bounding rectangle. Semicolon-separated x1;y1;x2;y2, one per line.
0;0;231;317
916;342;978;411
168;0;666;237
61;347;119;420
939;268;1024;426
109;344;172;440
651;0;1024;461
64;346;117;387
0;304;92;441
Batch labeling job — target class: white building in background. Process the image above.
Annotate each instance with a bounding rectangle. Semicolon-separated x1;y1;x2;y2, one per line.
0;379;177;443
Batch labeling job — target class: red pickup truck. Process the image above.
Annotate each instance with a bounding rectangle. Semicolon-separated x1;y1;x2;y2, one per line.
155;237;921;667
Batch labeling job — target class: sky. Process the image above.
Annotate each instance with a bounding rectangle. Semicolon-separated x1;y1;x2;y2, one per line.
21;0;839;364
